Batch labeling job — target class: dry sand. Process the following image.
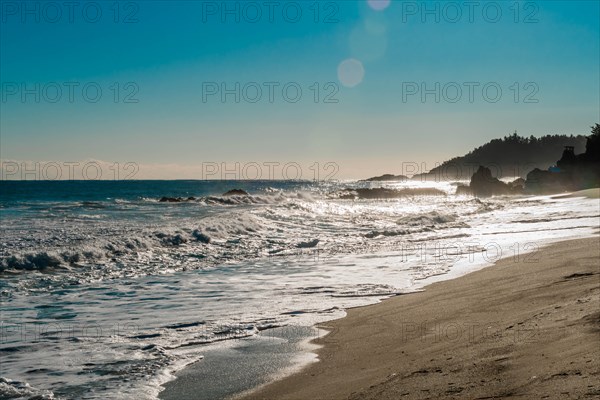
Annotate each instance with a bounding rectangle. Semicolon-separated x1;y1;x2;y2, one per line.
243;237;600;399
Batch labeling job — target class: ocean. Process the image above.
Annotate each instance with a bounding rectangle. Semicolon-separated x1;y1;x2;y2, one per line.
1;179;598;399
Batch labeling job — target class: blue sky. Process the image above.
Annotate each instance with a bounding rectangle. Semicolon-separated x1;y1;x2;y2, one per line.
1;0;599;179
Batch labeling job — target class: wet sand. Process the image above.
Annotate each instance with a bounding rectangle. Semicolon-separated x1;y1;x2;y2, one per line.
160;326;321;400
242;237;600;399
552;188;600;199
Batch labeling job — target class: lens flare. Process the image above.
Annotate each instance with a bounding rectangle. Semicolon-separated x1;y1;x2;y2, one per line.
367;0;391;11
337;59;365;88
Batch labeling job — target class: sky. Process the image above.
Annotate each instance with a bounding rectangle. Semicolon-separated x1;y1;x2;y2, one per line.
1;0;599;180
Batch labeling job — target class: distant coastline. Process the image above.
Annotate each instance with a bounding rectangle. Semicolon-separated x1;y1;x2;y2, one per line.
363;124;599;197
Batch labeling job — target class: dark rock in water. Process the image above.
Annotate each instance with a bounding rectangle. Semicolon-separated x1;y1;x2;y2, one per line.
469;166;511;197
158;233;187;246
159;196;196;202
362;174;408;182
297;239;319;248
170;234;187;246
192;230;211;244
222;189;249;196
6;253;62;270
507;178;525;194
509;178;525;188
159;197;184;203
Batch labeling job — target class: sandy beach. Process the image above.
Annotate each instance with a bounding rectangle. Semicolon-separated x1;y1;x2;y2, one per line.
243;237;600;400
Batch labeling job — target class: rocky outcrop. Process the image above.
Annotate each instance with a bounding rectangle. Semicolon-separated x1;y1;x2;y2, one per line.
509;178;525;189
525;169;571;194
456;166;525;197
469;166;511;197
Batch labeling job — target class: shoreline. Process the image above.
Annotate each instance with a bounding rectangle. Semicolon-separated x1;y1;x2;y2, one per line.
240;236;600;399
159;326;325;400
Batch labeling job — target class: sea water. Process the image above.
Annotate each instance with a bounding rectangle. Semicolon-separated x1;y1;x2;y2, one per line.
1;180;598;399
